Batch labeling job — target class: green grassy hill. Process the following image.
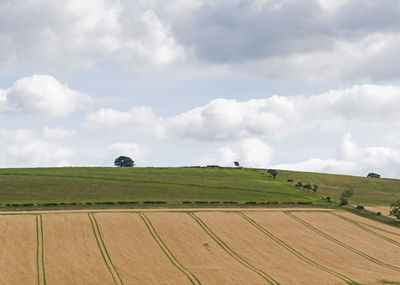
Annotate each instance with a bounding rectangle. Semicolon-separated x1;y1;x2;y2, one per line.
0;167;398;207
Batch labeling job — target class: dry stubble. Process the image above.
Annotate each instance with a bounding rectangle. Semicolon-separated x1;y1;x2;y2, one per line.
146;212;267;285
247;211;400;284
94;213;191;285
42;213;115;285
0;215;37;285
195;211;343;284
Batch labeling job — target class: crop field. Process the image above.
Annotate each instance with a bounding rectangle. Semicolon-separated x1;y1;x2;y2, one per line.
1;208;400;284
0;167;399;207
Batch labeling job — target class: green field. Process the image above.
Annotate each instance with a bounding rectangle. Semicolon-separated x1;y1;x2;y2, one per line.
0;167;398;207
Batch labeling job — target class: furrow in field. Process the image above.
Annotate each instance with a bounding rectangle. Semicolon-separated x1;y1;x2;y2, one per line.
336;212;400;241
247;211;400;284
189;212;280;285
239;213;357;285
194;211;344;285
36;215;46;285
145;212;266;285
290;212;400;269
89;213;123;285
94;213;193;285
139;213;200;285
0;215;37;285
42;213;115;284
331;212;400;247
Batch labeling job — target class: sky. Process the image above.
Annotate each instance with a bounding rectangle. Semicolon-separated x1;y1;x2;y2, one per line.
1;0;400;178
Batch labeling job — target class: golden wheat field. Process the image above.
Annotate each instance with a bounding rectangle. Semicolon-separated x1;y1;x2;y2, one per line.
1;208;400;285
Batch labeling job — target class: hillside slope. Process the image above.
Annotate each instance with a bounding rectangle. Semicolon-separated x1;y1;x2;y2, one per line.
0;167;398;206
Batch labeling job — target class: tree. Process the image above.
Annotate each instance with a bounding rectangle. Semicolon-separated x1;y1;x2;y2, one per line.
295;181;303;188
234;161;240;167
367;172;380;178
114;156;135;167
312;184;319;194
267;169;278;179
303;183;312;190
287;179;294;184
390;200;400;220
340;190;354;205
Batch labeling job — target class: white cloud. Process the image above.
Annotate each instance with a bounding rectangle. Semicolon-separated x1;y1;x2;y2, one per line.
273;132;400;177
107;142;150;165
84;84;400;141
0;0;185;70
1;0;400;80
0;128;74;167
195;138;273;168
42;127;76;140
0;74;90;117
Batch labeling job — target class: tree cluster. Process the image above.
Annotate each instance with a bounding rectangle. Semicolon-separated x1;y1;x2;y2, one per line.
390;200;400;220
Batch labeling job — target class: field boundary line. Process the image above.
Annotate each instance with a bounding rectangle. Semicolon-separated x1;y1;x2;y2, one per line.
139;213;201;285
91;214;124;285
36;215;46;285
188;212;279;285
88;214;122;285
239;213;359;285
331;212;400;247
285;212;400;272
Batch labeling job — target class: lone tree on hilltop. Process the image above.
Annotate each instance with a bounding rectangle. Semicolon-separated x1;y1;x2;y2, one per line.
234;161;240;167
114;156;135;167
267;169;278;179
340;189;354;205
390;200;400;220
367;172;380;178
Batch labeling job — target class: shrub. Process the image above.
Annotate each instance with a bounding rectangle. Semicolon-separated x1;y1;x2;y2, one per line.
209;201;221;204
356;205;365;210
85;202;92;205
21;203;34;207
266;201;279;205
245;201;257;205
40;203;58;206
94;202;115;205
297;201;313;205
377;212;382;216
143;201;167;204
223;201;238;204
182;201;192;204
340;190;354;206
195;201;208;204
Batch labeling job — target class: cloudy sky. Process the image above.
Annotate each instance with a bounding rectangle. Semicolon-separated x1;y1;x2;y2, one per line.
1;0;400;177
